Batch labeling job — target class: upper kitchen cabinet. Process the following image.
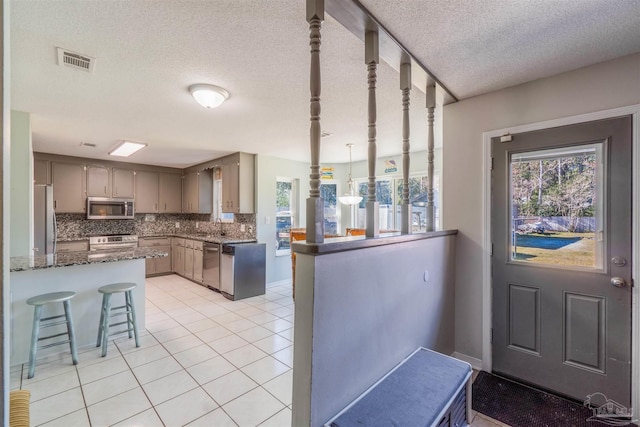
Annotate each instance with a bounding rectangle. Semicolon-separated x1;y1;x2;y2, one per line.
159;173;182;213
134;170;159;213
113;168;135;198
51;162;86;212
86;164;111;197
222;152;254;213
182;170;213;214
34;159;51;185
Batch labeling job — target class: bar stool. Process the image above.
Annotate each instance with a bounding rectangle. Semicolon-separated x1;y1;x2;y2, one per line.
26;291;79;379
96;282;140;357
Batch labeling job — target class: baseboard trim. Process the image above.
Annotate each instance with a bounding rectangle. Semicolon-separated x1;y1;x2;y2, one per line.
452;352;483;371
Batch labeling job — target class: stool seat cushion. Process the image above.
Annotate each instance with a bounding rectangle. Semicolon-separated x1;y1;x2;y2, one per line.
26;291;76;306
98;282;137;294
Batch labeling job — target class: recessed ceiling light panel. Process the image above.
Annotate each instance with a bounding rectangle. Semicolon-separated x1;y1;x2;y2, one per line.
109;140;147;157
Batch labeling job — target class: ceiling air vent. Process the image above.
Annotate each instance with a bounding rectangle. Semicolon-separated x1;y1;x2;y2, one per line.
57;47;96;73
321;131;333;138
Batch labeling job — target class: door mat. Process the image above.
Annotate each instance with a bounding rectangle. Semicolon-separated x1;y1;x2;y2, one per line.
472;371;636;427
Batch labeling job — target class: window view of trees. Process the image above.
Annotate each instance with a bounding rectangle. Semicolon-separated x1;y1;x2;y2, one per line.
509;146;602;268
511;153;596;232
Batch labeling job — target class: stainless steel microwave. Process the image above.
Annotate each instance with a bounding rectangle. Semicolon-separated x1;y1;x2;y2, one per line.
86;197;135;219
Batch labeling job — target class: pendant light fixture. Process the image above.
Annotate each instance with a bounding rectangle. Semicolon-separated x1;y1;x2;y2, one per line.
338;143;363;206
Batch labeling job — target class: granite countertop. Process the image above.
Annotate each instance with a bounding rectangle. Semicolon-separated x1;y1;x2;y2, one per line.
141;233;257;244
10;247;168;272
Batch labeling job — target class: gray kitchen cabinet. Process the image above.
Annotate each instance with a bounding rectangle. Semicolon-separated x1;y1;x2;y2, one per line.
34;159;50;185
184;239;194;279
221;152;254;213
56;240;89;253
182;170;212;213
113;168;135;198
159;173;182;213
86;165;111;197
172;238;185;276
135;170;159;213
193;241;204;283
51;162;86;213
139;237;172;276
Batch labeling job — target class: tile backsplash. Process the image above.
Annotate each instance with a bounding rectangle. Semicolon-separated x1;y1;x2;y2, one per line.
56;213;257;241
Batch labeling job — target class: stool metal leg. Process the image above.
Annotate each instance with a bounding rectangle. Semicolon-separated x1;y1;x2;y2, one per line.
63;299;79;365
100;294;112;357
96;293;106;347
124;291;133;339
127;290;140;348
28;305;43;379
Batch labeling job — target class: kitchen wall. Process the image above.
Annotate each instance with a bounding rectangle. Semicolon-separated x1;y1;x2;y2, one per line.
443;52;640;362
56;213;256;241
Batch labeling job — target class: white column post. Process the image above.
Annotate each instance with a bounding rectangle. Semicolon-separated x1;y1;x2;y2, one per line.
425;84;436;232
400;62;412;234
365;31;379;238
306;0;325;243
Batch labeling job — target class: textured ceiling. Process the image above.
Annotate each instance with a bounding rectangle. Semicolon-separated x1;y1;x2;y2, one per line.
359;0;640;100
10;0;640;168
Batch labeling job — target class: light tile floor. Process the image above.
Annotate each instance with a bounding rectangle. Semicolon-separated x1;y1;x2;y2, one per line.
13;274;508;427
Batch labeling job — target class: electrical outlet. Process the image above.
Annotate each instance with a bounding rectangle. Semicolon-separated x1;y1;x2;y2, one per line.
240;224;246;232
195;222;199;228
175;222;180;228
249;226;253;234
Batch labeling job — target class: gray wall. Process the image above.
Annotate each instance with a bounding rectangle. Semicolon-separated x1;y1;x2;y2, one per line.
443;52;640;361
292;233;457;426
10;111;31;257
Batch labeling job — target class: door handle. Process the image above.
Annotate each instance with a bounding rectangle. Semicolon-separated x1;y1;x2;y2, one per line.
611;277;627;288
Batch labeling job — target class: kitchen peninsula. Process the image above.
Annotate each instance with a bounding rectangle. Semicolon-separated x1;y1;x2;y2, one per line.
9;247;167;366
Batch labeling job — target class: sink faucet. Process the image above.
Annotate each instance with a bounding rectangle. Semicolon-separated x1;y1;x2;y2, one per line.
216;218;225;236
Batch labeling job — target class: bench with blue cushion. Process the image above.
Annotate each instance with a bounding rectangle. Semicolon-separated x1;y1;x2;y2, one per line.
326;347;472;427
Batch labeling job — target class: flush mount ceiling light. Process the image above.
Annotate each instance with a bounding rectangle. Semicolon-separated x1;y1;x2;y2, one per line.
338;143;364;206
189;84;229;109
109;140;147;157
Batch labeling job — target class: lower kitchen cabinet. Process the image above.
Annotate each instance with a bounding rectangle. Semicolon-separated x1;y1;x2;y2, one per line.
172;238;185;276
171;237;204;284
139;237;172;276
193;241;204;283
184;240;194;279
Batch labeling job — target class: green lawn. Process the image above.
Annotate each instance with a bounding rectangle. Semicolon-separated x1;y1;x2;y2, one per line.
512;232;595;267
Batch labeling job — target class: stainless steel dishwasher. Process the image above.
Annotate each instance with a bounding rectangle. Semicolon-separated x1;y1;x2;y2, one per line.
220;243;266;300
202;243;220;291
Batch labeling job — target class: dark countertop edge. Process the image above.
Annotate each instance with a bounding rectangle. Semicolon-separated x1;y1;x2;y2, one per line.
10;248;167;273
291;229;458;255
56;234;257;244
141;234;257;244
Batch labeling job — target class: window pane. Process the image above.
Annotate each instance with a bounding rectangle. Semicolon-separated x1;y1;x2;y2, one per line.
320;183;339;235
509;144;603;269
276;180;292;252
355;180;393;230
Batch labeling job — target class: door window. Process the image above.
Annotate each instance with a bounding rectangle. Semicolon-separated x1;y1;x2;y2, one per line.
509;143;604;270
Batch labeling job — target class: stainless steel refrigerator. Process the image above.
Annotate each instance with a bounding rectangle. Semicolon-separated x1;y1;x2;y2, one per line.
33;184;56;255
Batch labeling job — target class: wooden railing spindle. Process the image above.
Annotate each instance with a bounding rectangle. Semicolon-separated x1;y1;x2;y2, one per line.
365;31;379;238
400;62;411;234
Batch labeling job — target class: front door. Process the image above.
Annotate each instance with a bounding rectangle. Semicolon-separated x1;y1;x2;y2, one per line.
491;116;632;406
